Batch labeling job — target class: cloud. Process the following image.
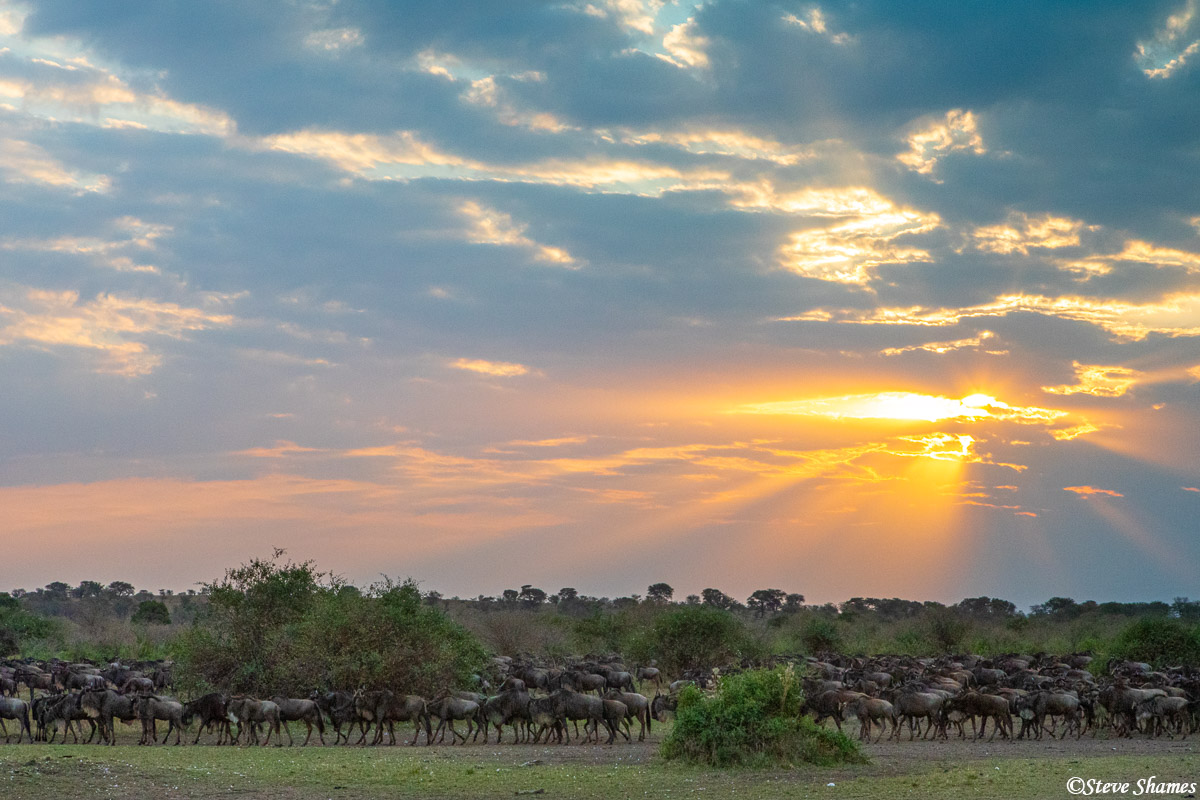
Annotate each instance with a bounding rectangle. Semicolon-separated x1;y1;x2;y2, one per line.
971;213;1093;255
660;18;710;69
458;200;577;266
0;138;110;193
783;292;1200;341
726;185;940;285
2;216;169;273
781;8;850;45
733;392;1066;425
0;288;236;376
304;27;364;54
233;441;326;459
1135;0;1199;78
1064;485;1124;498
880;330;1004;356
1049;423;1103;441
898;109;986;175
449;357;533;378
1042;363;1140;398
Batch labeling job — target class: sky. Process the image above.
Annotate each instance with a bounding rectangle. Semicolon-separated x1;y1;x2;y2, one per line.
1;1;1198;609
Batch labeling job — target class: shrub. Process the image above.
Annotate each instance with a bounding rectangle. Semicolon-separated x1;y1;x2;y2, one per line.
131;600;172;626
1110;618;1200;667
173;555;487;697
799;617;843;654
661;666;866;768
927;608;971;652
631;606;756;675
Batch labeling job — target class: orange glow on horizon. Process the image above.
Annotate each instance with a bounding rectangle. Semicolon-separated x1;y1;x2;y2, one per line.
734;391;1066;425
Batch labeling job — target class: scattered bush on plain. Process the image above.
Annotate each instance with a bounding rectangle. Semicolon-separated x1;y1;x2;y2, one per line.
661;665;866;768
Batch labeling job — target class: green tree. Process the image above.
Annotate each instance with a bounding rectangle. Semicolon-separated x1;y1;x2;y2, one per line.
747;589;786;617
646;583;674;603
701;588;736;610
131;600;172;625
633;605;755;674
518;585;547;608
173;554;485;697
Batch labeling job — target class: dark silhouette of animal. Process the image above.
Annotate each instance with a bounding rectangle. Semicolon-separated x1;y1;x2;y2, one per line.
476;690;531;744
311;690;360;745
79;688;138;745
227;696;282;746
271;696;326;746
603;690;651;741
429;695;479;744
182;693;232;745
132;694;187;745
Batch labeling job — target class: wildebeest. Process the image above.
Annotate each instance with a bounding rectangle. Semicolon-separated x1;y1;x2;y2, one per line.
354;690;430;746
131;694;187;745
943;691;1012;742
1135;695;1190;739
1016;690;1081;740
602;690;651;741
227;696;282;747
271;696;326;746
634;666;661;691
476;690;531;744
36;692;97;744
556;690;607;744
429;695;479;744
650;692;677;722
79;688;139;745
0;696;33;743
311;690;360;745
842;696;896;743
527;694;566;744
182;693;232;745
600;699;630;744
890;691;946;741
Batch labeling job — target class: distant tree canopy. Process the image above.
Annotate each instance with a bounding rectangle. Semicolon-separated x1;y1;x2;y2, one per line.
646;583;674;603
131;600;171;626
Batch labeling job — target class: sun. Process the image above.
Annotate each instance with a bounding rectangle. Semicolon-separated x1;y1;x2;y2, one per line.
734;390;1067;425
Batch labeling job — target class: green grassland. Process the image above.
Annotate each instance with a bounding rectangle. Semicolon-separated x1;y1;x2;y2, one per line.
4;739;1200;800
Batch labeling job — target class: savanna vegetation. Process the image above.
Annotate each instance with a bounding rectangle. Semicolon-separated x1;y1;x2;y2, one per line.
6;553;1200;674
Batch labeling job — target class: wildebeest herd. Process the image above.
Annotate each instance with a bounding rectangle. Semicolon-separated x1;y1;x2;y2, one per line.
1;652;1194;747
791;652;1198;743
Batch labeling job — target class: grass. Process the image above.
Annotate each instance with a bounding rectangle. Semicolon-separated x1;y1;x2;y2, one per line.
3;738;1200;800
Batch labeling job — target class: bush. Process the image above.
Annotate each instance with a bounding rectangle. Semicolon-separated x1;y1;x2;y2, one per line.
0;599;63;657
173;555;487;696
799;617;843;654
131;600;172;625
1110;618;1200;667
661;666;865;768
630;606;756;675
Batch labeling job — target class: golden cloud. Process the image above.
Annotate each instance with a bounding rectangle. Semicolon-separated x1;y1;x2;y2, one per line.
733;391;1066;425
458;201;577;266
1042;362;1141;397
898;109;986;175
0;288;235;376
782;292;1200;341
729;186;941;284
880;330;1003;356
660;18;710;69
0;138;110;193
972;213;1092;254
449;357;533;377
1064;485;1124;497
